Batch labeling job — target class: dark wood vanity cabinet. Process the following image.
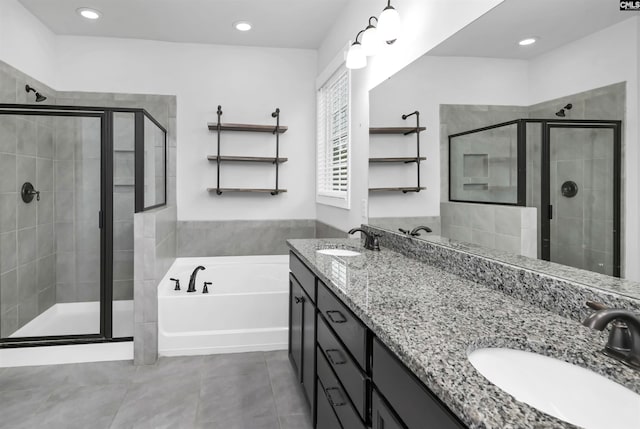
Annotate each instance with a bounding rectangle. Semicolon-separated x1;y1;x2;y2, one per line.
288;254;317;413
289;251;467;429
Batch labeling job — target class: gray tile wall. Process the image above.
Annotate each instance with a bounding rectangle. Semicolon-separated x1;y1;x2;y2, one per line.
441;202;537;258
134;206;177;365
176;220;316;257
0;60;178;346
527;83;625;275
315;221;348;239
0;61;57;336
368;216;441;236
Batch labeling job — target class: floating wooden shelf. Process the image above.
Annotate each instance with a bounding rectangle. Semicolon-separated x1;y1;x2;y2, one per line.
369;126;426;135
208;106;287;196
207;188;288;194
369;187;426;193
369;157;426;163
207;123;288;133
207;155;288;163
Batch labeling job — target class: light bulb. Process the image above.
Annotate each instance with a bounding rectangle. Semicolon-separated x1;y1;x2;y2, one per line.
361;26;383;56
377;5;400;43
346;43;367;69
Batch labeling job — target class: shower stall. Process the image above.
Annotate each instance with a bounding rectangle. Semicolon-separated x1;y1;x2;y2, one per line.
0;104;167;347
449;119;622;277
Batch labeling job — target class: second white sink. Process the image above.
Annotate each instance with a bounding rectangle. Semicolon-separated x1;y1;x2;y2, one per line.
317;248;361;257
468;348;640;429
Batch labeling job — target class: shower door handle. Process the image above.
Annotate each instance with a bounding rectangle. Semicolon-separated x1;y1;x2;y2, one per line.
548;205;553;220
98;211;104;229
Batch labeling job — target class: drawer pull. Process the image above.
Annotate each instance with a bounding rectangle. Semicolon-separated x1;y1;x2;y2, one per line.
326;349;347;365
326;310;347;324
294;296;305;304
325;387;347;407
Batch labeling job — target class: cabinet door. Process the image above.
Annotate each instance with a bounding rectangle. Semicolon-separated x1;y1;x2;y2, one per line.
372;388;405;429
289;274;304;381
301;290;316;408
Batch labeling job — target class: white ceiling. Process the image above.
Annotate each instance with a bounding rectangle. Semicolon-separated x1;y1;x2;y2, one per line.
429;0;640;59
18;0;350;49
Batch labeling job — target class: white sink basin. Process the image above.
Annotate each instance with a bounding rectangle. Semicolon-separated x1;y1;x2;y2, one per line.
316;248;361;257
468;348;640;429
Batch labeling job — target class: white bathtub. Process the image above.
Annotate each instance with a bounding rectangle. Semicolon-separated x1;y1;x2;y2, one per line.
158;255;289;356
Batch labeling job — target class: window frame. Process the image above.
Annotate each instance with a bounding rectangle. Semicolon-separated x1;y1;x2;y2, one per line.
316;63;351;209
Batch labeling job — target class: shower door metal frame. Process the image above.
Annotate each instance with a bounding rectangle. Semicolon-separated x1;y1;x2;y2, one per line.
0;103;168;348
539;119;622;277
448;119;527;206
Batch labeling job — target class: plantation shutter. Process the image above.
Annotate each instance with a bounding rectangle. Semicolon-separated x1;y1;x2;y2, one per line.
317;66;350;199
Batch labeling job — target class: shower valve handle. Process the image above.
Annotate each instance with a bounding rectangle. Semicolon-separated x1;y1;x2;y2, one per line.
203;282;212;294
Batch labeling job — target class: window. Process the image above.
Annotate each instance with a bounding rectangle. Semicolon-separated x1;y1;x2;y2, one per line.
317;65;350;208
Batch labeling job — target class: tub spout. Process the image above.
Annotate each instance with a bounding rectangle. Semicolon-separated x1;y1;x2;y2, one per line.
188;266;205;293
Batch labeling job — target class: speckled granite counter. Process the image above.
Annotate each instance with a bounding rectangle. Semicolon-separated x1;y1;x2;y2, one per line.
287;238;640;429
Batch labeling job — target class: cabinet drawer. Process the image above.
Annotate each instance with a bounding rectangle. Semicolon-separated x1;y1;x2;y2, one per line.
317;281;367;369
317;346;366;429
372;339;466;429
290;252;316;303
316;378;342;429
372;388;405;429
317;314;367;420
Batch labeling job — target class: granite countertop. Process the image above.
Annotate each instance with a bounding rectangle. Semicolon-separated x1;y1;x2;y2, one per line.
287;238;640;429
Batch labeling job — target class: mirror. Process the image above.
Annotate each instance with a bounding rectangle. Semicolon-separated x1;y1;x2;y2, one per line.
367;0;640;295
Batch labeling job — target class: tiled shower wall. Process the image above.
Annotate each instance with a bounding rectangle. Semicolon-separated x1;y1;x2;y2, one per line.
527;83;625;275
0;59;178;339
0;63;58;336
440;202;537;258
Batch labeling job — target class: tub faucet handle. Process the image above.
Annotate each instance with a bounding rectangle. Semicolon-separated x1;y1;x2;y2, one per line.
170;278;180;291
203;282;212;294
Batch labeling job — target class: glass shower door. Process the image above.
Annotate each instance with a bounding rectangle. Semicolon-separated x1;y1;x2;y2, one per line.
0;111;104;340
543;122;621;276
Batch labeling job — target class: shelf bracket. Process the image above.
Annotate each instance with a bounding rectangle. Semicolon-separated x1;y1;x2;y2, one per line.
402;110;421;190
216;105;223;195
272;107;281;195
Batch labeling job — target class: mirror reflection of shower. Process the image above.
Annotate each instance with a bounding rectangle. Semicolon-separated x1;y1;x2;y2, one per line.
25;84;47;102
555;103;572;117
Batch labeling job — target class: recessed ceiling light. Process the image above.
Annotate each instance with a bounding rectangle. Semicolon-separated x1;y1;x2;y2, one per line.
518;37;537;46
234;21;252;32
77;7;101;20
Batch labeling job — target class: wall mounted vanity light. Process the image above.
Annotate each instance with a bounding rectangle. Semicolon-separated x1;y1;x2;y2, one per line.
377;0;400;44
346;30;367;70
346;1;400;70
361;17;383;56
25;85;47;102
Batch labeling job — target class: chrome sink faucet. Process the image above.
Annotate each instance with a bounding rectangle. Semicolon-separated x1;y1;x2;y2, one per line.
348;228;380;251
582;303;640;371
188;266;206;293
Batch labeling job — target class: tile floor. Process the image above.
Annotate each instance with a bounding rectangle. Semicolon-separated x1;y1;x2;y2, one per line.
0;351;312;429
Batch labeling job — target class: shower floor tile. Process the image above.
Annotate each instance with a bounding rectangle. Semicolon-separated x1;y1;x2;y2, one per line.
0;351;312;429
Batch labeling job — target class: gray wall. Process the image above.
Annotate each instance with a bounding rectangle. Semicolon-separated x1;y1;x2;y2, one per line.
441;202;537;258
368;216;441;236
177;220;316;256
527;83;625;275
0;59;178;340
0;61;57;336
134;206;177;364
